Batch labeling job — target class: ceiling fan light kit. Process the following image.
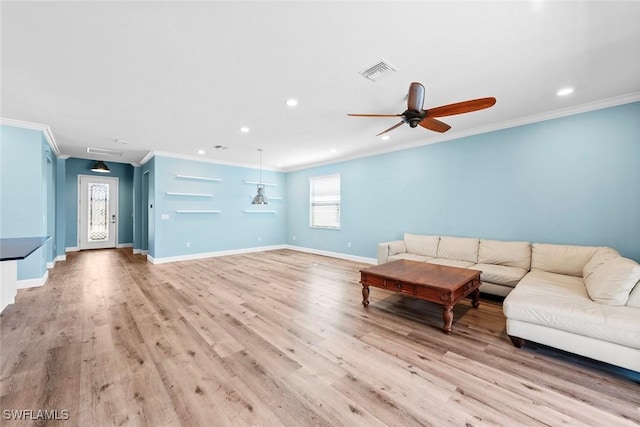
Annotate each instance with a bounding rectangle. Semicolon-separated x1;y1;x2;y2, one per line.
348;82;496;136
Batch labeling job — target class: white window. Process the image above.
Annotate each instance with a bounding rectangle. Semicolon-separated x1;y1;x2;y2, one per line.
310;173;340;229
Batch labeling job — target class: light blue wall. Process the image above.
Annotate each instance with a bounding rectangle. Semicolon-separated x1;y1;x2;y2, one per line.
64;158;134;249
0;125;51;280
286;102;640;262
133;166;143;251
149;156;286;259
55;158;66;258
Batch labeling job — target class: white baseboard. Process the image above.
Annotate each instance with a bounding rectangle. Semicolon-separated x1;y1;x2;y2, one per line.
284;245;376;264
144;244;375;265
141;250;148;255
47;261;55;269
133;248;142;255
17;270;49;289
116;243;133;248
56;254;67;262
147;245;288;264
66;246;79;252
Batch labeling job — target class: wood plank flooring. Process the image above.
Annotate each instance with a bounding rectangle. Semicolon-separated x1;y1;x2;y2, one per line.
1;248;639;426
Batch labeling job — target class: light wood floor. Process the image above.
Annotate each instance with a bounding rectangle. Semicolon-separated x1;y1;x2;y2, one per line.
1;249;638;426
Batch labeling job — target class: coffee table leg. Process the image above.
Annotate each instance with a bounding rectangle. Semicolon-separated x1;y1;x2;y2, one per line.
472;288;480;309
442;305;454;334
362;285;369;307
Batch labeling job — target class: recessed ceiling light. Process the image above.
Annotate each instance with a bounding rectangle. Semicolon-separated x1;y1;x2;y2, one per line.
277;162;283;167
286;98;298;107
557;87;574;96
240;126;250;133
197;149;206;155
330;149;337;154
381;135;390;141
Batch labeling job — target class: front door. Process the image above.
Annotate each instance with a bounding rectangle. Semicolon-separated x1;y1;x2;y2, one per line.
78;175;119;250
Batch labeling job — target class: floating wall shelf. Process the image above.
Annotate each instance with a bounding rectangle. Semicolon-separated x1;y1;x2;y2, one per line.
175;210;221;214
243;180;276;186
242;210;277;214
166;192;213;197
176;174;222;182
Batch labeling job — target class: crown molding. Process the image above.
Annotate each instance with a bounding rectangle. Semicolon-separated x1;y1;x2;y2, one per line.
0;117;61;156
138;150;282;171
284;93;640;172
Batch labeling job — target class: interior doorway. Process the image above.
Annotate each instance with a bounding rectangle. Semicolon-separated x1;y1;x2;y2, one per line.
78;175;119;250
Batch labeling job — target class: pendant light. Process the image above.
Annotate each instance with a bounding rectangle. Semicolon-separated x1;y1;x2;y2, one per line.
251;149;269;205
91;160;111;173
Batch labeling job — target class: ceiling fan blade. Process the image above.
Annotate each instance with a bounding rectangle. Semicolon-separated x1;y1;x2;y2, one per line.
426;97;496;118
347;113;402;117
376;121;405;136
419;117;451;133
407;82;425;111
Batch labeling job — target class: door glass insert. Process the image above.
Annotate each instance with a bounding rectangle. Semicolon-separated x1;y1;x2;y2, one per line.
88;183;110;242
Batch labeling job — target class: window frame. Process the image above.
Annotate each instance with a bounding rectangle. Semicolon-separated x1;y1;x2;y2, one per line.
309;173;341;230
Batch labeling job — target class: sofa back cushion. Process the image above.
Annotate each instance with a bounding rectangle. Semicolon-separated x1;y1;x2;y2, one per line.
478;239;531;270
404;233;439;257
582;247;620;280
585;257;640;305
627;282;640;308
437;236;479;263
531;243;601;277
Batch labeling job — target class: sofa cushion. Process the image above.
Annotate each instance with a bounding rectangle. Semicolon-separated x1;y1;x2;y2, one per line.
468;263;528;287
531;243;601;277
582;247;620;280
404;233;439;257
503;270;640;349
478;239;531;270
627;282;640;308
388;240;406;256
585;257;640;305
426;258;474;269
437;236;479;263
388;253;432;263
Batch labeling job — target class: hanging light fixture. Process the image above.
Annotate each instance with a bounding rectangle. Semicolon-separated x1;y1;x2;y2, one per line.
251;149;269;205
91;160;111;173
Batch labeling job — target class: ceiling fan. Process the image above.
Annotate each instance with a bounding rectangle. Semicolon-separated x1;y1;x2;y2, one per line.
348;82;496;136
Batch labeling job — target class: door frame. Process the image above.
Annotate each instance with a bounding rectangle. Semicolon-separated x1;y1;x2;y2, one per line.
77;174;119;250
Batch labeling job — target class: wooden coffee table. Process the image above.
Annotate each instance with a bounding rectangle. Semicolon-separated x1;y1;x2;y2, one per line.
360;259;482;334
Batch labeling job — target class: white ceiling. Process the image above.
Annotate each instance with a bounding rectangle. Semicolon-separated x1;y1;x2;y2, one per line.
2;1;639;171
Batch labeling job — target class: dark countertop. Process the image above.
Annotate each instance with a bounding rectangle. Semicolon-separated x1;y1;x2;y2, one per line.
0;236;52;261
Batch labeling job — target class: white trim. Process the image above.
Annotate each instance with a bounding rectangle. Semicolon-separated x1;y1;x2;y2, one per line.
78;175;119;250
175;174;222;182
66;246;79;252
47;261;55;269
147;245;288;264
0;117;61;156
284;93;640;172
116;243;133;248
166;192;214;197
145;244;375;265
133;249;142;255
139;150;282;171
141;250;148;255
285;245;376;264
16;270;49;289
56;255;67;262
139;151;154;165
175;210;222;214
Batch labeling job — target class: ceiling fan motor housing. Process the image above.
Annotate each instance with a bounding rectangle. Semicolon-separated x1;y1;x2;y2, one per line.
402;110;427;128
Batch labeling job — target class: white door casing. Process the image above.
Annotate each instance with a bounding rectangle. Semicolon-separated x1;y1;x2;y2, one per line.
78;175;119;250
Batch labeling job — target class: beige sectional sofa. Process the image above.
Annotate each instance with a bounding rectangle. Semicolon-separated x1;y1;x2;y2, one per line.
377;233;640;372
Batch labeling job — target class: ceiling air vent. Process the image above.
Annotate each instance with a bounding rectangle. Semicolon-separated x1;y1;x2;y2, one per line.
359;59;398;82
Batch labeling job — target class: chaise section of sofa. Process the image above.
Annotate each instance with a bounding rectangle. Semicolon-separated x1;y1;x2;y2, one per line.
503;243;640;372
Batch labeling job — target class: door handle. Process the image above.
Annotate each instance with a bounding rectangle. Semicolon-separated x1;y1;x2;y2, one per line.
111;214;116;224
